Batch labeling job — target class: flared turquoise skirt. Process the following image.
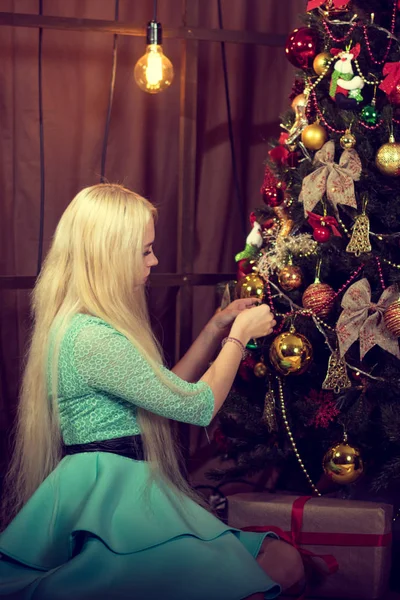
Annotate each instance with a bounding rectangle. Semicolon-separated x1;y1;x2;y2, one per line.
0;452;280;599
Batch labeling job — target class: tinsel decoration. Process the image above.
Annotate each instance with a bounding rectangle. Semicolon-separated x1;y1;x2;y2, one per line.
263;383;278;432
285;92;309;146
346;213;372;257
258;232;317;278
322;348;352;393
273;206;294;238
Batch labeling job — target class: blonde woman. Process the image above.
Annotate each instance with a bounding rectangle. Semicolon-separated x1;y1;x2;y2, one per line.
0;184;303;600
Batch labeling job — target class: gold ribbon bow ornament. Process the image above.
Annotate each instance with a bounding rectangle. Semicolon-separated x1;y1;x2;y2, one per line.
299;140;362;216
336;278;400;360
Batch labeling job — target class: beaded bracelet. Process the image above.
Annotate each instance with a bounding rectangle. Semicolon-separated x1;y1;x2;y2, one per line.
221;336;247;360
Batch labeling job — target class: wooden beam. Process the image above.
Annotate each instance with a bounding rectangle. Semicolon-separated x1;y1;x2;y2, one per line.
175;0;199;363
0;12;286;47
0;273;236;290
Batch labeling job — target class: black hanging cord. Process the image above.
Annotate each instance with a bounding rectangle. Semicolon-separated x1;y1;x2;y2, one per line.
153;0;158;22
217;0;246;236
37;0;45;274
100;0;120;183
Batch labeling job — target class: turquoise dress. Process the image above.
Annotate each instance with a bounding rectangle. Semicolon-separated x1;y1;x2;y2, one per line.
0;314;280;599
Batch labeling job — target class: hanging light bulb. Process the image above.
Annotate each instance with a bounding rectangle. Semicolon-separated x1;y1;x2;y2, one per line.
134;21;174;94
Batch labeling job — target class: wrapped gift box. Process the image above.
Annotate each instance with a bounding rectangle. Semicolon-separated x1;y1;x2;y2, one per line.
227;492;393;599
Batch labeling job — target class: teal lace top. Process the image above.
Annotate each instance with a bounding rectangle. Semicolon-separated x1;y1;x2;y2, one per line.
52;314;215;445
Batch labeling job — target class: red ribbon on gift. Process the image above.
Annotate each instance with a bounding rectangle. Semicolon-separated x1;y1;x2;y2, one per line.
379;62;400;95
307;0;350;10
242;496;392;599
307;211;342;237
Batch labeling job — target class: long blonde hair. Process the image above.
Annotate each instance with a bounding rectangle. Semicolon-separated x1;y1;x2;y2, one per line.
3;183;202;525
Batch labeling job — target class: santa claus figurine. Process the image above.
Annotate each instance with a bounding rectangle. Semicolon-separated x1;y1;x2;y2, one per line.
329;44;365;109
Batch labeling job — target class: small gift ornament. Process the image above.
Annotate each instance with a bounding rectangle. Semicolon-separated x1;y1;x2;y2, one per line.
336;278;400;360
299;140;362;216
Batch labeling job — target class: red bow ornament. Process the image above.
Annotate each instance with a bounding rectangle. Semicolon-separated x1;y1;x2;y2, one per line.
336;278;400;360
307;211;342;237
379;62;400;95
299;140;361;216
307;0;350;10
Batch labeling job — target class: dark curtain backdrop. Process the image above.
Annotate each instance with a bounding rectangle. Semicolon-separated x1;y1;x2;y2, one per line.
0;0;306;470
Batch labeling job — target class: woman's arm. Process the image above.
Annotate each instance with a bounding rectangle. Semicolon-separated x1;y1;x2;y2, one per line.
172;298;259;382
200;304;275;418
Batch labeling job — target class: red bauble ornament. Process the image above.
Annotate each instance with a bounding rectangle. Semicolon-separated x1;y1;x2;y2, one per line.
262;186;285;207
313;226;331;243
302;282;336;318
238;355;257;382
285;27;318;71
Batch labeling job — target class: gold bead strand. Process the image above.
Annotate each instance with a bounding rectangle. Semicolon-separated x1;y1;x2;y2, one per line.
353;59;380;86
382;257;400;270
277;377;322;496
305;56;336;93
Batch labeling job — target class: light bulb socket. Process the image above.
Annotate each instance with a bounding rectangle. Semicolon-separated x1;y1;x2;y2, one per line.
146;21;162;45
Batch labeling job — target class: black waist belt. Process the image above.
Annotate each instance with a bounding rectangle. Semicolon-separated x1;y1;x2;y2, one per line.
63;435;145;461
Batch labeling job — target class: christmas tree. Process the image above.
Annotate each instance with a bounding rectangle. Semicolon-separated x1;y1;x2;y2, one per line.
209;0;400;499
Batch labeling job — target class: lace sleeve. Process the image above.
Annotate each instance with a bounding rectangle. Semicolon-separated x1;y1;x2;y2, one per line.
72;322;214;426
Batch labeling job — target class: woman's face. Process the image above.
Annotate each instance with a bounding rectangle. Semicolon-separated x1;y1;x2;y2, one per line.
142;219;158;282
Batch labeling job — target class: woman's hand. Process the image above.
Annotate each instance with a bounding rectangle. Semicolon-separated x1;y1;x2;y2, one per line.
208;298;261;339
231;304;276;343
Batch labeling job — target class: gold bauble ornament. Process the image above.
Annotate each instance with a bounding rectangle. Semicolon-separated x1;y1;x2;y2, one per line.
278;265;303;292
269;329;313;376
254;361;268;378
376;135;400;177
302;282;336;318
383;299;400;336
291;93;308;112
340;129;356;150
301;121;327;151
235;273;265;301
313;52;331;76
323;439;364;485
